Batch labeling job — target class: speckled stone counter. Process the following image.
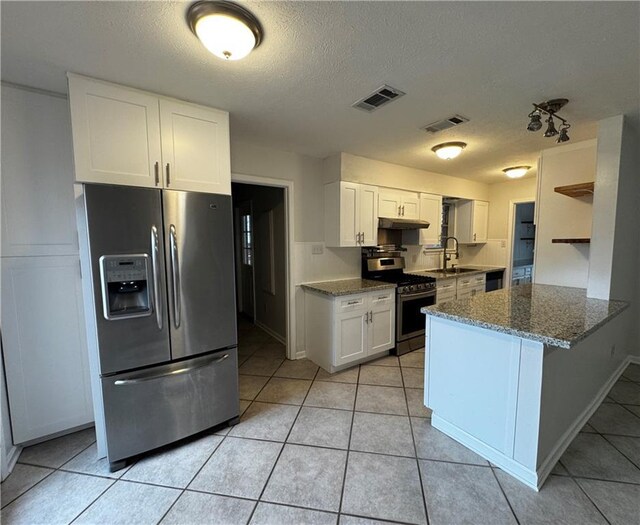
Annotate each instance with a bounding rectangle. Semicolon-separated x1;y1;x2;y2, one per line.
421;284;628;349
301;279;396;297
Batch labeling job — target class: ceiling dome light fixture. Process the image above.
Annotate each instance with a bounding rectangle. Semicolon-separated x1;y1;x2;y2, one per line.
526;98;571;142
431;141;467;160
187;1;263;61
502;166;531;179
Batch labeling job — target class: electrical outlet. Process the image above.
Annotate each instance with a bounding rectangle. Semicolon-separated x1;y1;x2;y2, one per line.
311;244;324;255
610;344;616;357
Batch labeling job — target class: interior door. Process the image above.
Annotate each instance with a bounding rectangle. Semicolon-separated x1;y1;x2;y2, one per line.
159;99;231;195
163;190;237;360
84;184;171;375
235;201;255;319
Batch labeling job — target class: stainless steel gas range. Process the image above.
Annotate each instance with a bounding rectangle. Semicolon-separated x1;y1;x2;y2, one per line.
362;251;436;355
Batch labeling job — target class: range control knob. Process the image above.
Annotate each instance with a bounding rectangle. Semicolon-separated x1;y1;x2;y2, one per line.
407;285;415;292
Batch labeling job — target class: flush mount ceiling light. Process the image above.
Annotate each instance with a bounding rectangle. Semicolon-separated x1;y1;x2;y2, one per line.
502;166;531;179
187;1;263;61
431;141;467;160
526;99;571;143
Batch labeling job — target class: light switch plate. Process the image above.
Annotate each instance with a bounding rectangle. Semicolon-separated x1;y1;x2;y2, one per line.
311;244;324;255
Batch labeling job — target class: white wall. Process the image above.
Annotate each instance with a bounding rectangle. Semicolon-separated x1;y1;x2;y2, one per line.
331;152;491;201
487;177;538;239
533;140;597;288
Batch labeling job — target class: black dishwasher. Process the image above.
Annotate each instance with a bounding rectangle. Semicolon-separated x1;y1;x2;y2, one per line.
485;270;505;292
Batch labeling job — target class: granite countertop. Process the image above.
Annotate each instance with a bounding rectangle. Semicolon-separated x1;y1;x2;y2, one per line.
301;279;396;297
421;284;628;349
409;265;506;280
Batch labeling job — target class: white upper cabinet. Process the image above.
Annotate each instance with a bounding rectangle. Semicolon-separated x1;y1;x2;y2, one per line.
68;74;231;194
1;86;78;256
325;182;378;247
378;189;420;219
68;74;162;188
159;99;230;194
455;199;489;243
418;193;443;246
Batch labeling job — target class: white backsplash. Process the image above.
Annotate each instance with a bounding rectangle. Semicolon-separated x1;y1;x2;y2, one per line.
404;246;442;272
293;242;360;285
457;239;509;267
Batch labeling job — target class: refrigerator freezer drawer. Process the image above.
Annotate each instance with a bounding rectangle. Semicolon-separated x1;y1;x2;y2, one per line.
101;348;239;464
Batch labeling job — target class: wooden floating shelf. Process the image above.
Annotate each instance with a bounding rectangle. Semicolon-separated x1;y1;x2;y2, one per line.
552;238;591;244
554;182;594;198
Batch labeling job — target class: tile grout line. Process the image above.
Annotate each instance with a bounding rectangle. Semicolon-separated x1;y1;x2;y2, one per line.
400;357;430;525
336;362;361;518
599;433;640;472
569;474;613;525
155;429;230;525
244;362;321;523
5;436;98;513
489;466;521;525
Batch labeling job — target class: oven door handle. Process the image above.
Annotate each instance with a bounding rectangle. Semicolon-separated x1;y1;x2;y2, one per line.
398;290;436;300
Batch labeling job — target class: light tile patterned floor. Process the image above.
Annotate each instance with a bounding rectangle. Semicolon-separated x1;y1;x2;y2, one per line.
2;320;640;525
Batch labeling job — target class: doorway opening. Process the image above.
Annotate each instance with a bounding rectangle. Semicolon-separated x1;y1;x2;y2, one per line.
509;201;536;287
232;182;289;361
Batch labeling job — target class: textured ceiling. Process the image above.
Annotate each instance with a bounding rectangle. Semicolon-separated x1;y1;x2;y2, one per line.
2;1;639;183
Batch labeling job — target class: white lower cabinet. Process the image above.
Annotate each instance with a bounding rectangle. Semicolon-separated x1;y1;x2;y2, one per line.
436;273;487;303
1;256;94;443
304;288;396;372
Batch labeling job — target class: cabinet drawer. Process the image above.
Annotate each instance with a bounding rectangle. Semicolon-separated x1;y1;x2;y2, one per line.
370;290;394;305
457;277;473;289
338;295;367;311
473;274;486;285
457;289;473;300
437;291;456;304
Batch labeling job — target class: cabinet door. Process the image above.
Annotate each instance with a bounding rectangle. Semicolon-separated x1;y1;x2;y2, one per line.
400;193;420;219
419;193;443;245
68;74;162;188
335;310;368;366
473;201;489;243
369;292;395;354
1;86;78;257
339;182;360;247
1;256;93;443
359;185;379;246
378;190;401;218
159;100;231;195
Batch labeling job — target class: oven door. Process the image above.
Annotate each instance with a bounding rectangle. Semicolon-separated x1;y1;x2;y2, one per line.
397;289;437;342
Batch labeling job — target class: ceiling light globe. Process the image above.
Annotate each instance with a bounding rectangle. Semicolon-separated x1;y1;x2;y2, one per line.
502;166;531;179
188;1;263;61
431;142;466;160
195;14;256;60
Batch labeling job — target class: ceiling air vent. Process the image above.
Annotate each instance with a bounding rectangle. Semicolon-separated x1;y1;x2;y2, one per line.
352;85;406;112
421;114;470;133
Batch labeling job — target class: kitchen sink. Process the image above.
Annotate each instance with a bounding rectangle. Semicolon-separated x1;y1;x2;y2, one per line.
430;268;479;276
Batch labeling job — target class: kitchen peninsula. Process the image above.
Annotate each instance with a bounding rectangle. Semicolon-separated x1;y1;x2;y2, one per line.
421;284;629;490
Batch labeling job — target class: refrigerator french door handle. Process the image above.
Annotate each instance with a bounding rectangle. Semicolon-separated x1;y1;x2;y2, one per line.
170;224;181;329
150;226;162;331
113;353;230;385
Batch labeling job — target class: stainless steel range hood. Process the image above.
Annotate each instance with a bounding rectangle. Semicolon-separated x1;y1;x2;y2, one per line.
378;217;430;230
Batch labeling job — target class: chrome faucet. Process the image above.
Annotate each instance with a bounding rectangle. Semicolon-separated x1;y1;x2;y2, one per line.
442;236;459;273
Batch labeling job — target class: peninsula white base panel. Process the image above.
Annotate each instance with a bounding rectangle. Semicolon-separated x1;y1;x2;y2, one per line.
424;312;631;490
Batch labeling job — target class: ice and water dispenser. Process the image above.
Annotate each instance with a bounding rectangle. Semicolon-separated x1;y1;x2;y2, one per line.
99;255;152;320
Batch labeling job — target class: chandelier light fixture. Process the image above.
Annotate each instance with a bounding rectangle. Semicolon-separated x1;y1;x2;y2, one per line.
187;1;263;61
431;141;467;160
526;99;571;143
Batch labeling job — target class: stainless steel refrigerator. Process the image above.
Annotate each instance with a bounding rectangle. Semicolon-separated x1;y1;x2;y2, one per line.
77;184;239;471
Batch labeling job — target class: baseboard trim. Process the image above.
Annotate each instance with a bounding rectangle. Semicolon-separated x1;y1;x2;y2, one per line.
295;351;307;360
254;320;286;345
2;445;22;480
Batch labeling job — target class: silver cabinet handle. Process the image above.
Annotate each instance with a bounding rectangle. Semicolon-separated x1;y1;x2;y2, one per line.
369;311;373;323
154;161;160;186
150;226;162;331
365;312;369;324
398;205;402;216
347;300;360;305
360;232;364;245
166;163;171;186
114;353;229;385
401;205;405;216
169;224;181;329
473;233;477;241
